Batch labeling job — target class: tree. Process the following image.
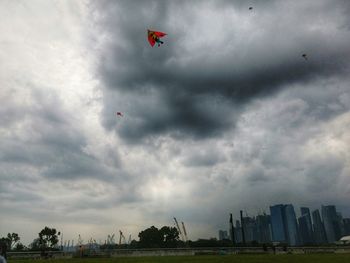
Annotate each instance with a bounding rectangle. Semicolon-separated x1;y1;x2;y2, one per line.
138;226;180;248
7;233;20;250
0;237;9;251
0;237;8;256
160;226;180;247
13;242;25;251
29;238;41;251
138;226;163;248
38;227;59;251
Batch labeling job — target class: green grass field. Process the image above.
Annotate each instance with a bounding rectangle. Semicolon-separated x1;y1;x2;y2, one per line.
10;254;350;263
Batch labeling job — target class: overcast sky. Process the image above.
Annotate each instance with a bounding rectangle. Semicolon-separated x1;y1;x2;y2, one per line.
1;0;350;246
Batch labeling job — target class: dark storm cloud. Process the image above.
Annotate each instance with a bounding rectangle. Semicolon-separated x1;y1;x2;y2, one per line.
94;0;350;141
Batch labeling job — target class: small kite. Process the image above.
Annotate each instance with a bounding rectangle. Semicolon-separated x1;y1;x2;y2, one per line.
302;54;308;60
147;29;167;47
249;7;253;10
116;112;123;117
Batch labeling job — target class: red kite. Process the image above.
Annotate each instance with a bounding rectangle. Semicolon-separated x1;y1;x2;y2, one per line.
116;112;123;117
147;29;167;47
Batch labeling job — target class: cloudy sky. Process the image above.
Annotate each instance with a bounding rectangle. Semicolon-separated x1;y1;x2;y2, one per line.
1;0;350;245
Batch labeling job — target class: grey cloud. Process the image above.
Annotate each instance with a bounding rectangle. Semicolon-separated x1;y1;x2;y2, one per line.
94;0;350;141
182;148;227;167
43;152;107;180
304;155;344;193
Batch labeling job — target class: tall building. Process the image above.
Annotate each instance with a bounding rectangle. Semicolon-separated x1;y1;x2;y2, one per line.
298;215;313;245
336;212;344;239
270;204;287;243
256;214;272;243
243;216;258;243
301;207;314;237
299;207;314;244
284;204;300;246
234;220;242;243
218;230;229;240
312;209;327;244
322;205;341;243
343;218;350;236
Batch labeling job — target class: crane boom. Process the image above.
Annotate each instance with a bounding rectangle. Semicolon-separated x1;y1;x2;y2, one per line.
181;222;188;242
119;230;126;245
174;217;185;242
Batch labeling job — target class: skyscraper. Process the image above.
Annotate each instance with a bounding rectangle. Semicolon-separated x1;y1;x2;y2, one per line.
322;205;341;243
234;220;242;243
256;214;272;243
312;209;327;244
336;212;344;239
301;207;314;236
343;218;350;236
242;216;258;242
270;204;287;243
284;204;300;246
299;207;314;244
298;215;313;244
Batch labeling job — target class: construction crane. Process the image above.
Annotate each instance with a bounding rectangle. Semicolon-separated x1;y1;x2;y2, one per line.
181;222;188;242
78;234;83;246
107;234;115;245
174;217;185;242
119;230;126;245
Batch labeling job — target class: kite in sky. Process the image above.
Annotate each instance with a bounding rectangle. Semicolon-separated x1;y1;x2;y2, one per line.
116;112;123;117
147;29;167;47
302;54;308;60
249;7;253;10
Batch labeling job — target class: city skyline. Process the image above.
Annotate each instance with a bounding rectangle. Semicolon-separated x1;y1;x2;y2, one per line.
1;0;350;246
221;203;350;246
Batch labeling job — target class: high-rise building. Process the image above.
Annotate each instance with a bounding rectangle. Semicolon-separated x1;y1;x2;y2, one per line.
218;230;229;240
322;205;341;243
312;209;327;244
234;220;242;243
270;204;287;243
256;214;272;243
270;204;300;245
298;215;313;244
299;207;314;244
301;208;314;237
343;218;350;236
243;216;258;242
336;212;344;239
284;204;300;246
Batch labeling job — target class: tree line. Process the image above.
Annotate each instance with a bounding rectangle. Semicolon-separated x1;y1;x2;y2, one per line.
1;225;235;252
0;227;60;253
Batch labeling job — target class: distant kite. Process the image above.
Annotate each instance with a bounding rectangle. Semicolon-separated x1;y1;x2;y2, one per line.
302;54;308;60
116;112;123;117
249;7;253;10
147;29;167;47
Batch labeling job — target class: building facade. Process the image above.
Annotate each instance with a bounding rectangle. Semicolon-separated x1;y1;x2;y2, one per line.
270;204;287;243
312;209;328;244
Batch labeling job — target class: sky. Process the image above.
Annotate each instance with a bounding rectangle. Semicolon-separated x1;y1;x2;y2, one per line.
1;0;350;246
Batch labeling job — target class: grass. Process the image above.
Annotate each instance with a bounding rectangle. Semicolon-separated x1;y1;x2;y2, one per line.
10;254;350;263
